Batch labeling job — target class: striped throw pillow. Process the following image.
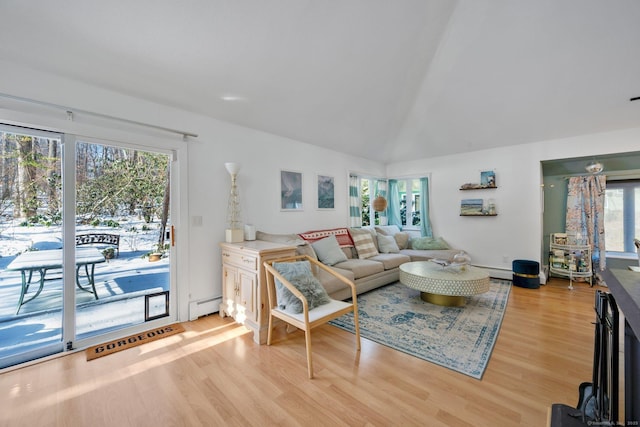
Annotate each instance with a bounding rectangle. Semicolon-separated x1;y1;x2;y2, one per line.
352;232;379;259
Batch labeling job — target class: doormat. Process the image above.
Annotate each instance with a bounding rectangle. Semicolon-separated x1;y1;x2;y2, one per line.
86;323;184;361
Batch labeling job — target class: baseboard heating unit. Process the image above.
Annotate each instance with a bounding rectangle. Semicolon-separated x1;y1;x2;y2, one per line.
189;297;222;321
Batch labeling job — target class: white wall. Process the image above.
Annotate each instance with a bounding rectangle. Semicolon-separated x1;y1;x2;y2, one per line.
2;60;639;318
0;60;385;319
387;127;640;271
186;120;384;308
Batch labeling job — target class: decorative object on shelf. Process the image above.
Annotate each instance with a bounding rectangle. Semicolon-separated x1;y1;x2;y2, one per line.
373;195;388;212
460;198;483;215
317;174;334;210
480;170;496;187
460;170;497;190
585;160;604;174
487;198;497;215
225;162;244;243
281;170;303;211
460;198;497;216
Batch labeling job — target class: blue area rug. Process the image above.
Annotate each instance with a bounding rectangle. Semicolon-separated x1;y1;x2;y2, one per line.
329;279;511;379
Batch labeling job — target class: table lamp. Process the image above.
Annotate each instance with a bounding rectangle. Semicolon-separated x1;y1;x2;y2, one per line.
225;162;244;243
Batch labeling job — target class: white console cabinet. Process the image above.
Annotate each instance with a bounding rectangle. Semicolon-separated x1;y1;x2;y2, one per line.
219;240;296;343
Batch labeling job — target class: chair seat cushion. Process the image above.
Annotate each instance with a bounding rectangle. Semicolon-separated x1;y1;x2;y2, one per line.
272;261;332;313
272;299;352;323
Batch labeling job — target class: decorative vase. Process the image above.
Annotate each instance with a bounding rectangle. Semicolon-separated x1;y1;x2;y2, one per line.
452;252;471;270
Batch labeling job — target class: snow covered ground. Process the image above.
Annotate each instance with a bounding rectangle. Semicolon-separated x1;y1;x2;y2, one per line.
0;217;170;365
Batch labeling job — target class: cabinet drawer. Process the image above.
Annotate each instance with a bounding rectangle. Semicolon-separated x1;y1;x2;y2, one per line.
222;250;258;270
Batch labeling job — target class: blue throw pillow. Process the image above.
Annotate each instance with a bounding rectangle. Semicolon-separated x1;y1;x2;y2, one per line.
411;236;450;250
272;261;331;313
311;235;348;266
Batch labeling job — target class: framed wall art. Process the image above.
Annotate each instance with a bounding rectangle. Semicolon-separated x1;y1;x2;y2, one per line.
480;170;496;188
460;198;484;216
316;174;335;210
281;170;303;211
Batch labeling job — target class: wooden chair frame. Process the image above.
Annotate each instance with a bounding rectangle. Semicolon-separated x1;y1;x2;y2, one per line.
264;255;361;379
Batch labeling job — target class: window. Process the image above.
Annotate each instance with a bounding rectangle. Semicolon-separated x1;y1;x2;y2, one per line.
397;178;421;229
604;180;640;254
359;177;385;226
355;175;429;232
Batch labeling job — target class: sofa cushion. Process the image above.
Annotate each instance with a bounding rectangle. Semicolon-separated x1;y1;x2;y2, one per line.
315;266;355;296
411;236;450;250
375;225;402;236
351;231;379;259
311;235;348;266
295;243;318;260
333;259;385;279
394;232;410;250
272;260;331;313
368;253;411;270
256;231;305;245
377;234;399;253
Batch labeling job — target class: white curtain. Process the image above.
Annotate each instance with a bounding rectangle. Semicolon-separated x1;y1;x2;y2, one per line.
349;174;361;227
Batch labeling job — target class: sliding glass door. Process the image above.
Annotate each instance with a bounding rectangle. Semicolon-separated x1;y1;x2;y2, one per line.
0;124;175;368
73;139;172;343
0;124;65;367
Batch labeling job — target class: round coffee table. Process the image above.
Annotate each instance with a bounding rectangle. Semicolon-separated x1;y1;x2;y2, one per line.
399;261;490;306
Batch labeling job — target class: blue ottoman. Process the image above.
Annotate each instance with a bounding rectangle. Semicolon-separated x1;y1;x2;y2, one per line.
512;259;540;289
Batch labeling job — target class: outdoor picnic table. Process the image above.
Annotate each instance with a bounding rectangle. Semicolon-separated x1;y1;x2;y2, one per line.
7;247;106;314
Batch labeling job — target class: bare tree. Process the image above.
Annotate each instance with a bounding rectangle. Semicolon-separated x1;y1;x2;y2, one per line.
16;136;38;218
158;162;170;250
46;139;60;215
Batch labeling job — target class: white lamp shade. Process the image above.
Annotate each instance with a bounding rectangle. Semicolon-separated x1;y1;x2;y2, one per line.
225;162;240;175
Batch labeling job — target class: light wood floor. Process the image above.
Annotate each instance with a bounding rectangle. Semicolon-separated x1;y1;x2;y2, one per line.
0;278;608;427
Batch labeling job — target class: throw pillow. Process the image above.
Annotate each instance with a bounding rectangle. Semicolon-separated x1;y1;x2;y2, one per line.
377;234;400;253
394;232;410;250
272;261;331;314
311;235;348;265
411;236;451;250
351;232;379;259
374;225;402;236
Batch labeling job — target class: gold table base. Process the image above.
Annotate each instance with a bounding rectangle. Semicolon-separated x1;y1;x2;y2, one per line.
420;292;466;307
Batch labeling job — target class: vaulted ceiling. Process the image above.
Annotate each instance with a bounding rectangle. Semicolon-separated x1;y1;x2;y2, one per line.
1;1;639;164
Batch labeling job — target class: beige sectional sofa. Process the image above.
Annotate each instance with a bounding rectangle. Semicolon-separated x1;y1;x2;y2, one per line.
257;226;465;301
